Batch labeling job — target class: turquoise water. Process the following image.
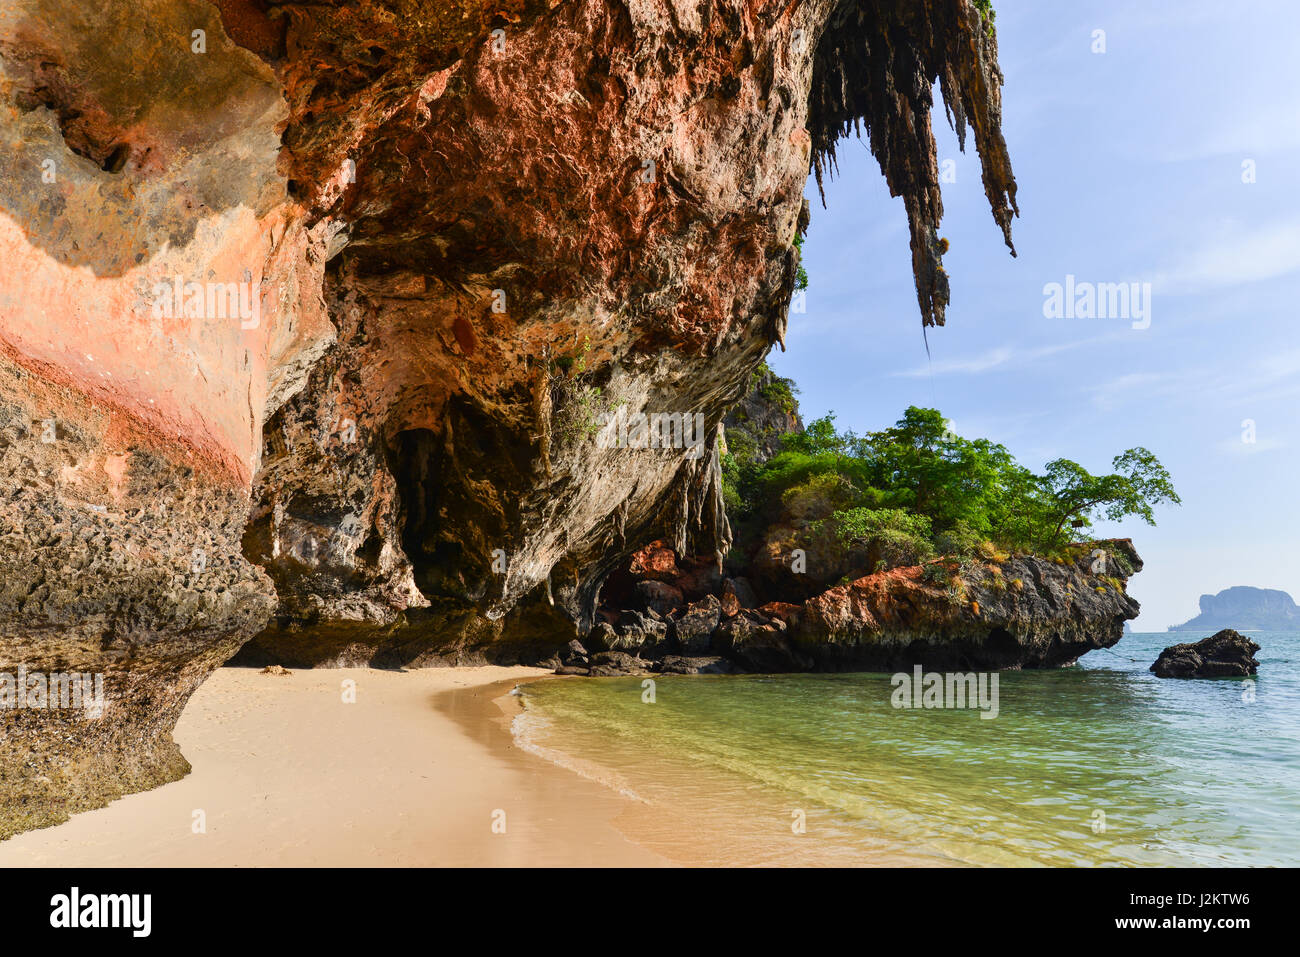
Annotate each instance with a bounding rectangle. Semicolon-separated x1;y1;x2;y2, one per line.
516;633;1300;866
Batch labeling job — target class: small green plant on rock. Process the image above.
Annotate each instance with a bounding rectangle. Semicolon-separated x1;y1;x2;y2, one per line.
550;337;606;444
921;561;956;588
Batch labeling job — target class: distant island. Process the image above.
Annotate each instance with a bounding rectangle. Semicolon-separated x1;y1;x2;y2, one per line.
1169;586;1300;632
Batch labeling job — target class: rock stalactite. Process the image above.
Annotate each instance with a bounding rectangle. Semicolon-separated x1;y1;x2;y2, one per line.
809;0;1018;327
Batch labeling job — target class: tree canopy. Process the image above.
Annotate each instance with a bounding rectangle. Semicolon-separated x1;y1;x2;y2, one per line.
723;405;1179;564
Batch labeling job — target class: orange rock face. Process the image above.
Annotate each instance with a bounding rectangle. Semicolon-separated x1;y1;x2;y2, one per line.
1;0;1017;837
628;541;681;582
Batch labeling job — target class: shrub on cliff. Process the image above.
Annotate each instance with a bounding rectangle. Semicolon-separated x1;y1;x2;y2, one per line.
724;403;1178;572
825;506;935;571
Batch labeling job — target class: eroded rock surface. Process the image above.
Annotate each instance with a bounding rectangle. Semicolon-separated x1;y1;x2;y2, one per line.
1151;629;1261;679
793;540;1143;670
1;0;1017;836
577;536;1143;675
0;0;319;840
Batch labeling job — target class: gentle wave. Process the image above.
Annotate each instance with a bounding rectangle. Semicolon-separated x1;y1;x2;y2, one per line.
510;698;648;804
515;633;1300;866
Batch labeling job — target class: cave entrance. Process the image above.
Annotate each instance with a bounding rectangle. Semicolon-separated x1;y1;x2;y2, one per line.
390;428;461;598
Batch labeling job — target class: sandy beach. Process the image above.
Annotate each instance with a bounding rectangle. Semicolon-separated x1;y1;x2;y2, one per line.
0;666;668;867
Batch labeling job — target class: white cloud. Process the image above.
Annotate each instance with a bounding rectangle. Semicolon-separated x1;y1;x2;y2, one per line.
1089;349;1300;416
1087;371;1181;412
1218;436;1287;455
1153;220;1300;294
890;337;1102;378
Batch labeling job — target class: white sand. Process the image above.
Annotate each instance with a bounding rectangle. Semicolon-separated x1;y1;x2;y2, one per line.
0;666;668;867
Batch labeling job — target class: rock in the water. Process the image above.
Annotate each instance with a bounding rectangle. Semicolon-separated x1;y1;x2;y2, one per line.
594;534;1144;674
794;540;1143;670
1150;629;1261;679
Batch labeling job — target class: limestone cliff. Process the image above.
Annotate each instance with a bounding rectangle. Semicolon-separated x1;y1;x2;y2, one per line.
1;0;1017;837
576;534;1142;675
791;540;1143;670
722;363;803;465
1168;586;1300;633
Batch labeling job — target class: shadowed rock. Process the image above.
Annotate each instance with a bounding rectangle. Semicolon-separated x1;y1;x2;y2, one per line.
1150;629;1261;679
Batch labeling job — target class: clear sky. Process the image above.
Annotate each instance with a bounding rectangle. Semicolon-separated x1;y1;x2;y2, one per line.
774;0;1300;630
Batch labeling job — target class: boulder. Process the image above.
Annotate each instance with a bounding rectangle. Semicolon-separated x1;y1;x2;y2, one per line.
559;638;589;668
635;580;686;617
675;595;722;655
587;651;651;676
726;577;759;609
758;601;803;628
612;610;670;655
715;611;808;672
584;622;618;653
656;656;740;675
1150;629;1261;679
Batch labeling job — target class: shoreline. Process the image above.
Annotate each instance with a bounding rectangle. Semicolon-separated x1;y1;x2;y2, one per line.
0;666;669;867
512;673;950;867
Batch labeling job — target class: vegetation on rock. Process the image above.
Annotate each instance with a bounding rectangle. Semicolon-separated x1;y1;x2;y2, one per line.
792;233;809;293
724;402;1179;578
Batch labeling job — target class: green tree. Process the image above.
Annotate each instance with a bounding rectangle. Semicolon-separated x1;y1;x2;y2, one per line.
722;402;1180;568
1036;447;1181;547
855;407;1032;543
